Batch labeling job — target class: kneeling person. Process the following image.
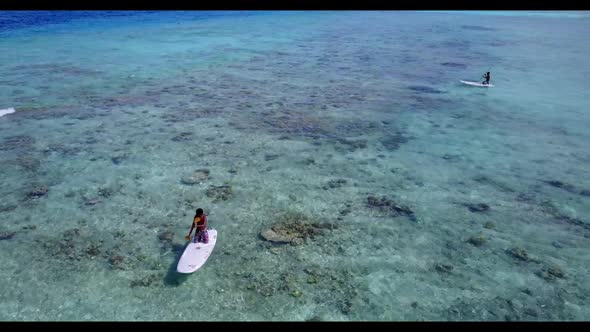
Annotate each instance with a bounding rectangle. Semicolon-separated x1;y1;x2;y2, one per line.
185;208;209;244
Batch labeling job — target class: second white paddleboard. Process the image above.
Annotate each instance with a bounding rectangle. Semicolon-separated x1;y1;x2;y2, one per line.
460;80;494;87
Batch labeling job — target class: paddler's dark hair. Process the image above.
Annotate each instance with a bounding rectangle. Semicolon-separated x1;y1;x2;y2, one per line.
195;208;204;216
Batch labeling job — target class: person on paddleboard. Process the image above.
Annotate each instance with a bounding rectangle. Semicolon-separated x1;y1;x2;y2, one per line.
482;71;491;85
185;208;209;244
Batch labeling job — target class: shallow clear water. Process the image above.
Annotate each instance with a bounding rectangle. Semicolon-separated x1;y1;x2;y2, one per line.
1;10;589;321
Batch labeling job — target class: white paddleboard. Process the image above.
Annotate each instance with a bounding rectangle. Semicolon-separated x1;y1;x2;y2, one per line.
0;108;16;117
177;229;217;274
460;80;494;87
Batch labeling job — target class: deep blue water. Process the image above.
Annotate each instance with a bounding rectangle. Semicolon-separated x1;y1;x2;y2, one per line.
0;11;270;33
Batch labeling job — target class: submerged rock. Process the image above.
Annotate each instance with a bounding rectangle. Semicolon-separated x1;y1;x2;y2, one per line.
366;195;416;221
43;228;89;262
41;227;140;271
0;231;17;240
291;290;302;297
171;132;193;142
434;263;454;273
523;308;538;318
557;216;590;232
111;154;129;165
130;274;161;288
442;154;462;161
335;138;367;152
260;229;293;244
157;230;174;244
109;255;125;270
98;185;118;198
84;197;102;206
63;228;81;239
467;235;487;247
244;273;277;297
264;154;280;161
45;143;83;157
551;241;564;249
259;211;334;245
181;169;210;185
539;200;590;231
85;244;101;257
306;316;323;322
303;158;315;165
380;132;409;151
541;180;576;193
27;186;48;199
547;265;565;279
515;192;536;203
206;184;232;202
291;237;305;246
463;203;490;213
447;296;533;321
307;275;320;284
536;264;566;282
506;247;532;262
0;204;17;213
339;208;352;216
322;179;347;190
0;135;35;151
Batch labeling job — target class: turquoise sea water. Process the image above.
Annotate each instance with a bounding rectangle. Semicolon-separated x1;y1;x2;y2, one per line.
1;11;589;321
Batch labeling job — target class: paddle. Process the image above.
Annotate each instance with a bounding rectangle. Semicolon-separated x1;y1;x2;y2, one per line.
185;216;201;241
